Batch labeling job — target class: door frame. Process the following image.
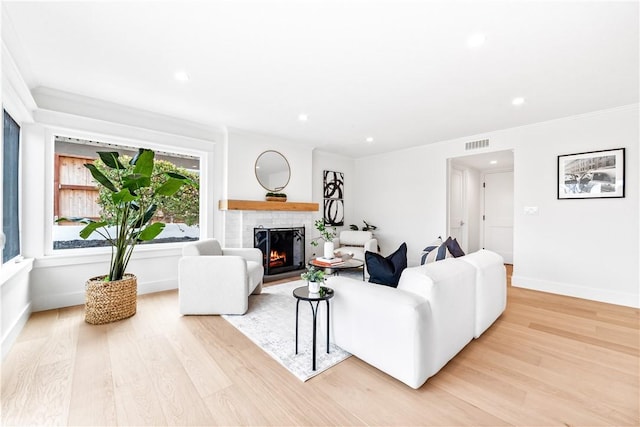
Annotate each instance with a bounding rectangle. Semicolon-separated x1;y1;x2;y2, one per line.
447;163;468;251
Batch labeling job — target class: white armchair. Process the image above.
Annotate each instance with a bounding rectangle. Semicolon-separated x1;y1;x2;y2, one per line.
178;239;264;315
333;230;378;277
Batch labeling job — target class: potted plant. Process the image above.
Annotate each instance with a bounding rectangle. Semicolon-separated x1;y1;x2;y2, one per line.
310;219;337;259
265;192;287;202
59;149;195;324
349;220;378;232
301;266;325;293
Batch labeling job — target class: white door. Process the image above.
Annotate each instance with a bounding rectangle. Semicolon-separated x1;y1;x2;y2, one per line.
449;167;466;250
483;171;513;263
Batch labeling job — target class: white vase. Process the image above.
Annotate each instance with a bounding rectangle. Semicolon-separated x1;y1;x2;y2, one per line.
323;241;335;259
308;280;321;293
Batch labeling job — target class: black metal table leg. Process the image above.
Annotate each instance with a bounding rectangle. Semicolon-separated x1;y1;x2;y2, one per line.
326;300;330;353
295;299;300;354
310;301;317;371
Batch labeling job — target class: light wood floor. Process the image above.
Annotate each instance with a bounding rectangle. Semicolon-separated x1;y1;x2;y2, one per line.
2;266;639;426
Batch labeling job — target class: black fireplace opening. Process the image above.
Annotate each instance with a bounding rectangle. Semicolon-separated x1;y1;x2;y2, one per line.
254;227;305;276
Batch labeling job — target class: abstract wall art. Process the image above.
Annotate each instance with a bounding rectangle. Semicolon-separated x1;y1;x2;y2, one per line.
323;170;344;226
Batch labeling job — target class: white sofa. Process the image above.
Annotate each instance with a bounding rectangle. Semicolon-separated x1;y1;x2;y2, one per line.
178;239;264;315
325;249;506;389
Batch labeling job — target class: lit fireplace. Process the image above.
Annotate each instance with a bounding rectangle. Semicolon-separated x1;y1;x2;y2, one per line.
269;250;287;267
254;227;305;275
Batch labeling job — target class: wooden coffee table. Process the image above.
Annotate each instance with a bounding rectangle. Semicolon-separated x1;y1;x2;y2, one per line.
308;258;365;281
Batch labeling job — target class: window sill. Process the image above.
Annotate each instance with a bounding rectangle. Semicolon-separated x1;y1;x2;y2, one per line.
37;243;185;268
0;257;34;286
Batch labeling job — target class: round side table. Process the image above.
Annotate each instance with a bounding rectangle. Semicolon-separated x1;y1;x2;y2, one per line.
293;286;334;371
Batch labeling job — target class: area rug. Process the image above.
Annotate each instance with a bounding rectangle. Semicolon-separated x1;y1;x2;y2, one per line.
222;280;351;382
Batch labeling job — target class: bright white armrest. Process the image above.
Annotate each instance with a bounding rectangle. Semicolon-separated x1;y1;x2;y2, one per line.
222;248;263;265
458;250;507;337
398;259;476;372
364;238;378;253
326;276;432;389
178;256;249;315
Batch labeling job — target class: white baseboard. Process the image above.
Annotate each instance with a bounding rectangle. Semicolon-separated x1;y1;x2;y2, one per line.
31;279;178;312
512;275;640;308
2;301;32;360
138;279;177;295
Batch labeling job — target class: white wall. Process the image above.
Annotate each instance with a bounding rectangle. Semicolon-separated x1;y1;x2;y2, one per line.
353;144;448;258
354;105;639;308
225;128;313;202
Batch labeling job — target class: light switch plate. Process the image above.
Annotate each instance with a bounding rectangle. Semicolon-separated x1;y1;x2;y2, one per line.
524;206;539;215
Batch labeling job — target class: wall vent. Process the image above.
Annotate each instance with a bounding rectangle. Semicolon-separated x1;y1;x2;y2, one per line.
465;139;489;150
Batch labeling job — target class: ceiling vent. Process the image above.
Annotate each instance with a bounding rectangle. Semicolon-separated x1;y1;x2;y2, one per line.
465;139;489;150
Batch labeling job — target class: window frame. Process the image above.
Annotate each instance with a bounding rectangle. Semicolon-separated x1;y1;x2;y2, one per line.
44;127;209;256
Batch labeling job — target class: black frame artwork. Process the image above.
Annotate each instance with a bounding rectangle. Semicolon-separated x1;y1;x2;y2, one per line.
323;170;344;225
557;148;625;199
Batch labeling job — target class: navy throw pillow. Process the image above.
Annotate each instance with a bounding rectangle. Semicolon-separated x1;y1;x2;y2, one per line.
445;236;466;258
365;242;407;288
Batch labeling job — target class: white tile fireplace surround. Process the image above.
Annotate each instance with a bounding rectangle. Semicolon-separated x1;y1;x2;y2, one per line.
223;210;315;252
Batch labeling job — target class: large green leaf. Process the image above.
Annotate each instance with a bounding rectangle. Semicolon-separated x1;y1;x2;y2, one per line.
85;164;118;192
98;152;125;170
132;148;154;177
112;188;136;204
166;172;199;190
133;204;157;228
138;222;165;241
155;178;185;196
122;174;151;192
79;221;109;239
166;172;188;180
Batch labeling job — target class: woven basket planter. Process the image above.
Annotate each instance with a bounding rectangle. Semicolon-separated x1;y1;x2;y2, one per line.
85;274;137;325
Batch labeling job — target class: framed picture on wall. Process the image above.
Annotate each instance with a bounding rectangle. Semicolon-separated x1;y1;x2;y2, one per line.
323;198;344;226
323;170;344;199
557;148;625;199
323;170;344;225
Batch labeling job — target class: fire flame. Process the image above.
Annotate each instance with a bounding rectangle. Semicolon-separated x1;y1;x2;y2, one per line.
269;250;287;267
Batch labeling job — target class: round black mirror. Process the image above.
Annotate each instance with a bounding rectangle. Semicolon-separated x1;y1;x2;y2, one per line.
255;150;290;192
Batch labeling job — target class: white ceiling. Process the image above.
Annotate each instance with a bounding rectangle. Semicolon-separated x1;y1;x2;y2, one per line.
3;1;638;158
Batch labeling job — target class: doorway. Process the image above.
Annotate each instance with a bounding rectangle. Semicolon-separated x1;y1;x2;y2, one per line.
448;150;514;262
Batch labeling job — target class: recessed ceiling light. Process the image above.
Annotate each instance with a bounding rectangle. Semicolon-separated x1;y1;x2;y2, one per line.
512;97;525;106
366;137;374;143
298;114;308;122
467;33;486;48
490;160;498;165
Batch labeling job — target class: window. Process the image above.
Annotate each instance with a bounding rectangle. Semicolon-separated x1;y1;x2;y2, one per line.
53;136;201;250
2;110;21;263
